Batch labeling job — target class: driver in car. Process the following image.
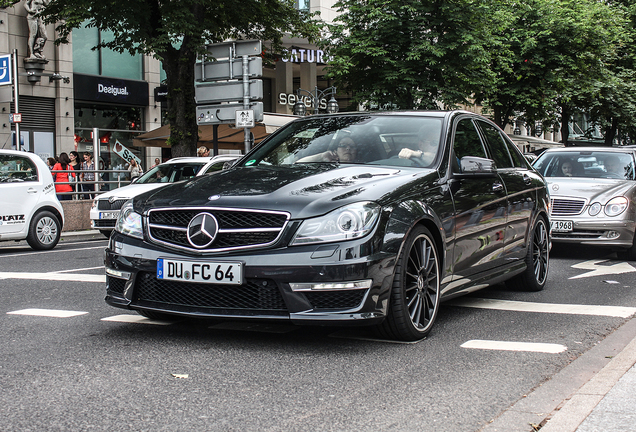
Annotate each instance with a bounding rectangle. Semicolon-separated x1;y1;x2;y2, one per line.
398;123;441;166
604;156;624;178
296;136;358;163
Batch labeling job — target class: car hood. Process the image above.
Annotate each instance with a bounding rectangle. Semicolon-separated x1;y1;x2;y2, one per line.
135;165;437;219
546;177;636;202
98;182;169;200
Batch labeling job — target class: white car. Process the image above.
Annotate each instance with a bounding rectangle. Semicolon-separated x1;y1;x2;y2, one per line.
0;149;65;250
91;154;239;236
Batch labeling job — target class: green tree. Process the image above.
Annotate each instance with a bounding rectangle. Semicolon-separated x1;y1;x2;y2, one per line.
323;0;504;111
1;0;319;156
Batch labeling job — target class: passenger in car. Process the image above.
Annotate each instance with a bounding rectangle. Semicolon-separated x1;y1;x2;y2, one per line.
296;136;358;163
560;160;574;177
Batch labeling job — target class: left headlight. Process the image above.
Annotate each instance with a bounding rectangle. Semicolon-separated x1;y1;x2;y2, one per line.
290;202;381;246
604;197;628;217
115;199;144;239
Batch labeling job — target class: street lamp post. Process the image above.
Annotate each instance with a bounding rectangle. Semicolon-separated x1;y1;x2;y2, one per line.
293;86;339;116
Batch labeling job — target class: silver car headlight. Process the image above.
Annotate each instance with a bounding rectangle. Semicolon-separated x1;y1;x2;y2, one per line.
588;202;602;216
115;199;144;239
290;202;381;246
604;197;628;217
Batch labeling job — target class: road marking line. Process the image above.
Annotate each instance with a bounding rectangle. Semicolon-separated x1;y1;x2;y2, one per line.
570;259;636;279
461;339;568;353
447;298;636;318
0;271;105;282
7;308;88;318
0;245;105;258
101;315;173;325
53;266;105;273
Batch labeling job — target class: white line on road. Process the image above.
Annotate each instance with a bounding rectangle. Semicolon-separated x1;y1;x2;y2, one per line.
7;308;88;318
101;315;173;325
461;340;568;353
53;266;105;273
0;245;106;258
0;271;105;282
447;298;636;318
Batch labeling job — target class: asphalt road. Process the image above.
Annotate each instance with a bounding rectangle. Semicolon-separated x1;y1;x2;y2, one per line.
1;235;635;431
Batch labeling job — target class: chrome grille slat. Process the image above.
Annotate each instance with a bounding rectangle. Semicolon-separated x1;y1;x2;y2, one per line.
550;197;587;216
147;207;290;253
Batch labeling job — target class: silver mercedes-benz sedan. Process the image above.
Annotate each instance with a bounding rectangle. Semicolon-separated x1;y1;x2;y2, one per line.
533;147;636;259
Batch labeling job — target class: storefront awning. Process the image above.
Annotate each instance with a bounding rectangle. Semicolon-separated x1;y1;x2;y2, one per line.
132;113;298;149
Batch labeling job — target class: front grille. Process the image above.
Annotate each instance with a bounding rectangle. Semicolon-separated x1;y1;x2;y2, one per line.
551;198;586;216
107;276;126;295
98;199;128;210
304;290;367;310
133;272;288;315
94;219;116;228
147;207;290;252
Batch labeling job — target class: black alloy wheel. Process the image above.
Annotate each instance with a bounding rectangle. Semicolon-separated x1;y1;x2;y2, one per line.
376;225;441;341
507;217;549;291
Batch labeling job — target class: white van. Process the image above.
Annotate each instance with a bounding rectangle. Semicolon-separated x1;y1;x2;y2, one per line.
0;149;65;250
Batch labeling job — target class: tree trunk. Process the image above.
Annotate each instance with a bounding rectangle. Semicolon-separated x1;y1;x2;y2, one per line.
604;117;618;146
560;107;571;146
161;44;199;158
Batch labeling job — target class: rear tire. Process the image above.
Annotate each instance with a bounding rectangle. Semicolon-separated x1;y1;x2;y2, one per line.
26;211;61;250
507;217;549;291
375;225;441;341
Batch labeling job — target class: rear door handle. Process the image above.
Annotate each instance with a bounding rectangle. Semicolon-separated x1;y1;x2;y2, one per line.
523;174;532;185
27;188;38;194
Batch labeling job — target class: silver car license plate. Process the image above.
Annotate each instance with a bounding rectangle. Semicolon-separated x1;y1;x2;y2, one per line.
551;220;573;232
156;258;243;285
100;211;119;219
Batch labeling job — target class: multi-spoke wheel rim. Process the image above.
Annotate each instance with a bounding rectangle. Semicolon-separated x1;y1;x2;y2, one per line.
36;216;58;245
532;220;549;285
404;234;440;332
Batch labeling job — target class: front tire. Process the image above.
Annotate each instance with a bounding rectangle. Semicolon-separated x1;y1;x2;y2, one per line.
376;225;441;341
26;211;61;250
507;217;549;291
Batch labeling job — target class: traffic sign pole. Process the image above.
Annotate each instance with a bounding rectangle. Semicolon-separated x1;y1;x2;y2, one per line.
12;49;20;150
242;55;250;153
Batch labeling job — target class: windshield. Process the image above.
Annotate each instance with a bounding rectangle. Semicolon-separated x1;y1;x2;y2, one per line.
240;115;444;168
136;162;206;184
533;151;635;180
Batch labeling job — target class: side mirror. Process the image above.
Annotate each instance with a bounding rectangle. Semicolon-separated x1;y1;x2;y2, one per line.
222;159;239;170
457;156;497;176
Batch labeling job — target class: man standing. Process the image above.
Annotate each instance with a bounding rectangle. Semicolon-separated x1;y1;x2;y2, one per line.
80;152;95;199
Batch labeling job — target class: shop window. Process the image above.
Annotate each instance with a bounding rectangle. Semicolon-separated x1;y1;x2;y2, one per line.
72;22;143;80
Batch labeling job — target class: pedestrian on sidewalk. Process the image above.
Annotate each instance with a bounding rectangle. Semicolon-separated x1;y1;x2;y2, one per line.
52;152;72;201
80;152;96;199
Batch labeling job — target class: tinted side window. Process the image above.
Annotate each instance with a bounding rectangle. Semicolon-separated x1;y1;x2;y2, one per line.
477;120;513;169
453;118;487;160
504;138;529;168
0;155;38;183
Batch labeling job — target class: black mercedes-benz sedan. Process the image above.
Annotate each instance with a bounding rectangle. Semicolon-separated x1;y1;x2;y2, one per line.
105;111;550;341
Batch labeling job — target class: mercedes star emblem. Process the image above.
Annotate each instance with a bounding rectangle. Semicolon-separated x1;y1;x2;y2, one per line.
552;184;559;191
187;212;219;248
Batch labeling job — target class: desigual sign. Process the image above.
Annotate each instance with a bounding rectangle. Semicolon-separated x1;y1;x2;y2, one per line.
74;73;149;106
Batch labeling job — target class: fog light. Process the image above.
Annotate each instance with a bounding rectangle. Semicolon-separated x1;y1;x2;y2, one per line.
290;279;372;292
606;231;620;239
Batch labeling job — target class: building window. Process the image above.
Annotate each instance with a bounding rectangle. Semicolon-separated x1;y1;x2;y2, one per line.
295;0;310;11
72;23;143;80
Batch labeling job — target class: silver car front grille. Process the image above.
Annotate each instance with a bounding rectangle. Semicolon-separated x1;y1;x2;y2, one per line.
147;207;290;253
550;197;587;216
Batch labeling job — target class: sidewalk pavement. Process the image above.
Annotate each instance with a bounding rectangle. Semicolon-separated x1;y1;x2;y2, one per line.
481;317;636;432
540;328;636;432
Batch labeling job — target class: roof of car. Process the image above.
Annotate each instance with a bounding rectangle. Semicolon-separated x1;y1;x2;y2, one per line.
543;146;636;153
160;155;240;165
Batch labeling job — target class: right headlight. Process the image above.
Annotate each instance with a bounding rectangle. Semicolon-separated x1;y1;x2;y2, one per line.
115;199;144;239
604;197;628;217
290;202;381;246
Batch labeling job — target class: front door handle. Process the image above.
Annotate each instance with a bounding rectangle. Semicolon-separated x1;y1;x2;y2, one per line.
27;188;37;194
492;182;504;193
523;174;532;185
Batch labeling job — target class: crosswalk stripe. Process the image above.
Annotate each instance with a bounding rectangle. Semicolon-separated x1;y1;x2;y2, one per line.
7;308;88;318
461;340;568;353
0;272;105;282
447;298;636;318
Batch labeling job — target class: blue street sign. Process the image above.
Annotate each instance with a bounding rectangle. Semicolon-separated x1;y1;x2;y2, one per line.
0;54;12;86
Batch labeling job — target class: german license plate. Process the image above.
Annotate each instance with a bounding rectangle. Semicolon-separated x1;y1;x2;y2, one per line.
551;220;573;232
156;258;243;285
100;212;119;219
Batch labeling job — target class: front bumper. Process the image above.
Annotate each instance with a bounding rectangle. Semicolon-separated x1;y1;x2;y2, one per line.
104;232;395;326
550;217;636;248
